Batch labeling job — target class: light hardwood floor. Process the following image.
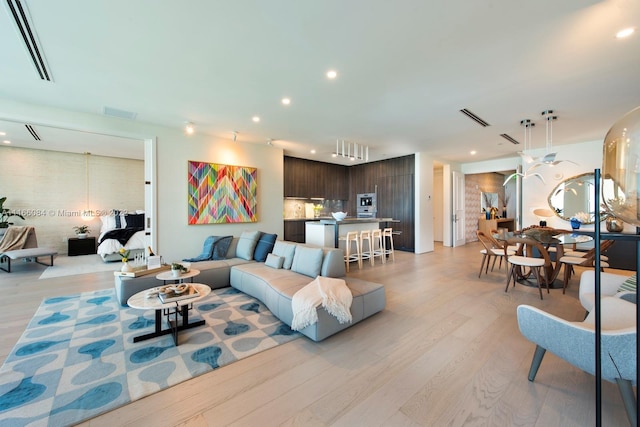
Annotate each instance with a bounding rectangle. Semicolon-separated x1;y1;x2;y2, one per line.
0;243;632;426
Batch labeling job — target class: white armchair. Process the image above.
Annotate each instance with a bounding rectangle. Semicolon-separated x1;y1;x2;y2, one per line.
517;298;637;426
579;270;635;312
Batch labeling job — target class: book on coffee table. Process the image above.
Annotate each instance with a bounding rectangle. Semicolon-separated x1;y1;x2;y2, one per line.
158;285;200;303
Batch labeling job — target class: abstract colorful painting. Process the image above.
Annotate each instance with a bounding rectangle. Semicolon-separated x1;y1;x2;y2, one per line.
188;161;257;224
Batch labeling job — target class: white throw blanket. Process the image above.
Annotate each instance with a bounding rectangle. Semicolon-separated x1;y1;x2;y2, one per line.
291;276;353;331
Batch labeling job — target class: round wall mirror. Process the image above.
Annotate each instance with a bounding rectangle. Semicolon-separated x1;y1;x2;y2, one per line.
547;172;609;224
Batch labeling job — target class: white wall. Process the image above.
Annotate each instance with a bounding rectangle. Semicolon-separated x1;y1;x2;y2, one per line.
414;152;434;253
433;168;443;241
0;99;285;262
156;133;283;263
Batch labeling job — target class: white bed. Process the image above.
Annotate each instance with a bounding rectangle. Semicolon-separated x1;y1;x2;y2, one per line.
97;212;147;262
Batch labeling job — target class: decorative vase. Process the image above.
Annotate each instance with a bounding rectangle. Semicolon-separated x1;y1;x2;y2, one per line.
76;233;87;239
570;218;581;230
121;261;133;273
171;269;181;278
606;216;624;232
485;211;490;220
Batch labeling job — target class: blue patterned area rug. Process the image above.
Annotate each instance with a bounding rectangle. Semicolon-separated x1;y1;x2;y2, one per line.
0;287;300;426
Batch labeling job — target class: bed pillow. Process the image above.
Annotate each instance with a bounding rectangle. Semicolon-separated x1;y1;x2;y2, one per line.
291;246;323;278
125;213;145;229
236;230;261;260
253;233;278;262
272;241;296;269
265;253;284;269
99;213;127;233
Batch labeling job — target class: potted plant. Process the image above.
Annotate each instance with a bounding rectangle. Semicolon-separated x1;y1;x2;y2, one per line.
0;196;25;229
171;262;188;278
73;225;91;239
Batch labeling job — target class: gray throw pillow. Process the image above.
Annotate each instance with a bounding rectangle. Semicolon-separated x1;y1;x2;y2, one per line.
236;230;261;260
291;246;323;278
265;253;284;269
272;241;296;269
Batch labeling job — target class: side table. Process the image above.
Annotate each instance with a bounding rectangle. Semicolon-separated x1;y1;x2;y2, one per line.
68;237;96;256
156;269;200;284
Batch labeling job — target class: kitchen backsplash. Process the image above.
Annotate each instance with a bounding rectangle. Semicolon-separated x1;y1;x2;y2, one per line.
283;199;345;219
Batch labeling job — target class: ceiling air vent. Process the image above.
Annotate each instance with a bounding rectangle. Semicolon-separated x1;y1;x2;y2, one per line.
6;0;53;81
459;109;490;127
103;106;138;120
500;133;519;145
25;123;41;141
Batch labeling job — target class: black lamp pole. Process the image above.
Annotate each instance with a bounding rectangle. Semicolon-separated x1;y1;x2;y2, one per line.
594;168;602;427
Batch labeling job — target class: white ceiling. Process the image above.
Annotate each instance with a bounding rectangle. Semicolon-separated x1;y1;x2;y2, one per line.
0;0;638;165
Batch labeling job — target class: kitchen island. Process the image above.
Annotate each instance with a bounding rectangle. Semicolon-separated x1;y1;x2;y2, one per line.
310;218;399;248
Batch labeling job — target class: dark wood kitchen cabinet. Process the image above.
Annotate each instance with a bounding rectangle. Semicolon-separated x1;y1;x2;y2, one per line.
284;220;306;243
284;156;348;199
348;155;415;251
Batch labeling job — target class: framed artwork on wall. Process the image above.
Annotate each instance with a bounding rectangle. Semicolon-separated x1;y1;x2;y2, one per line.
187;161;258;224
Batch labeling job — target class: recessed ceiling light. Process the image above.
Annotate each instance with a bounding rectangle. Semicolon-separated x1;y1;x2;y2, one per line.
281;98;291;105
184;122;195;135
326;70;337;79
3;140;10;144
616;27;635;39
331;153;337;158
470;150;477;155
252;116;260;123
0;132;6;136
310;149;316;154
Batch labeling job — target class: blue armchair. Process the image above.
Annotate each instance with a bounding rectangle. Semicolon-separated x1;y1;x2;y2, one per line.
517;297;637;426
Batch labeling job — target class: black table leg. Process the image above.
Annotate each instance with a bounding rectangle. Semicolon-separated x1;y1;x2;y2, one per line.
132;304;205;345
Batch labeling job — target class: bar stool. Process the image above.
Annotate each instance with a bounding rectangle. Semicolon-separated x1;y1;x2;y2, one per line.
382;228;395;262
370;228;385;265
339;231;361;272
360;230;373;266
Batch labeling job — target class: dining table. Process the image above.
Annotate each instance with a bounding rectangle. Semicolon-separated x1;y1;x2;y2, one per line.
494;229;594;288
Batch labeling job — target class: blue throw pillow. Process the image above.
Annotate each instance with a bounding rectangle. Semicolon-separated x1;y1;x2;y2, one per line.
253;233;278;262
211;236;233;260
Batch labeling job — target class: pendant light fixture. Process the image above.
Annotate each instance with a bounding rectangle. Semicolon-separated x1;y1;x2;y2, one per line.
526;110;577;171
333;139;369;162
505;109;578;186
504;119;545;185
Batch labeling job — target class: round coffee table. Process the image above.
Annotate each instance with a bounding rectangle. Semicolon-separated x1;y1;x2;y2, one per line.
156;268;200;284
127;282;211;345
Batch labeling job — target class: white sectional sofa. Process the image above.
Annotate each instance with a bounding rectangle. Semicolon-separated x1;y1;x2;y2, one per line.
114;236;386;341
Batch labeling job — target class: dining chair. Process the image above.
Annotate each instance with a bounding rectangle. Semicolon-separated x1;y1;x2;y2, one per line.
476;230;514;277
558;240;614;294
505;236;553;299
